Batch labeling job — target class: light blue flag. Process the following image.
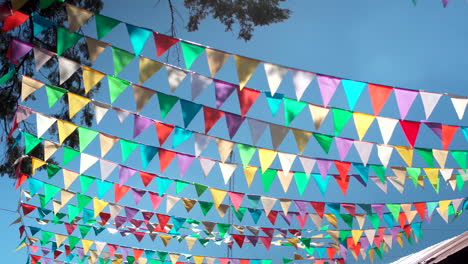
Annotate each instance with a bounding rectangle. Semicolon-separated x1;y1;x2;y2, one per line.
341;79;366;110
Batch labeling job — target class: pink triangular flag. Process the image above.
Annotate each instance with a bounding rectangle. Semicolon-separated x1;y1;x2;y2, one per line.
335;137;353;161
176;153;195;177
394;88;418;119
317;74;341;106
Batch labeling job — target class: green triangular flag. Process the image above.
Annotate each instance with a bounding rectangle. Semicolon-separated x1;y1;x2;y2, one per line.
232;207;247;221
332;108;353;136
127;256;135;264
68;204;80;223
156;177;172;194
282;258;293;264
24;132;42;154
198;201;213;216
456;173;464;190
406;167;421;187
300;238;311;248
107;75;130;103
46;164;61;178
340;214;354;228
262;260;272;264
111;46;135;76
43;183;60;204
194;183;208;197
370;164;386;183
180;41;206;69
39;0;55;9
157;93;179;118
97;180;113;199
95;14;121;40
339;229;351;242
180;99;202;127
341;79;366;110
265;92;284;116
261;168;276;192
237;143;257;167
217;223;231;237
386;203;401;220
293;171;310;196
368;213;380;229
57;26;83;56
172;127;193;148
415;148;434;167
38;194;48;208
29;177;44;195
0;68;16;84
120;138;139;162
79;175;95;193
283;97;307;126
63;146;80;165
77;193;92;212
45;84;67;108
451;150;467;171
68;235;80;250
78;225;92;238
40;230;54;245
175;180;189;194
78;127;99;151
374;246;383;260
126;24;151;56
312;133;333;153
157;251;168;262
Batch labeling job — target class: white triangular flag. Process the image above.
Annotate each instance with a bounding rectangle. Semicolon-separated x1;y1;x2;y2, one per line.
191;73;213;100
419;91;442;119
264;63;288;95
277;152;296;176
199;158;216;177
376;117;398;144
309;213;323;229
277;171;293;192
247;119;268;145
433;149;448;168
439;168;453;182
99;159;117;180
194;134;211;157
279;198;292;215
115;108;130;123
80;153;99;173
452;198;464;212
387;176;404;193
166;195;180;213
377;144;393;168
166;66;187;92
384;234;393;248
33;47;53;72
299;156;316;176
364;229;376;246
219;162;237;184
92;101;110;124
371;177;387;193
95;241;106;255
260;196;277;215
58;56;80;84
436;207;449;223
109;203;123;220
354;141;373;166
308;104;330;130
36;113;56;137
450;96;468;120
44;140;60;161
291;69;315;100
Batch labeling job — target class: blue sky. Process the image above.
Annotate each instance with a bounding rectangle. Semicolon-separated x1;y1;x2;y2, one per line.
1;0;468;263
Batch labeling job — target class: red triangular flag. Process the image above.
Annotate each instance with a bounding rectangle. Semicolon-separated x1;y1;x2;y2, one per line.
237;87;261;117
158;148;177;172
310;202;325;218
114;184;131;202
267;210;278;225
139;171;156;187
155;122;174;146
368;83;393;115
232;234;245;248
260;236;272;250
2;11;29;32
156;213;171;229
414;202;426;220
334;175;350;195
142;211;154;223
398;212;407;228
133;231;145;242
31;255;41;264
334;160;351;183
404;224;412;237
203;106;225;133
296;213;308;228
154;32;179;57
399;120;421;146
21;203;36;216
15;172;29;189
107;244;119;256
64;223;77;234
133;248;144;260
341;203;356;216
261;227;274;237
99;212;111;225
64;245;71;256
327;247;336;259
54;250;63;259
148;191;163;210
441;124;458;150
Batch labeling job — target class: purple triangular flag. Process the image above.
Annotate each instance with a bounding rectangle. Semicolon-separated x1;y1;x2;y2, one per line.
133;115;154;138
9;38;33;63
176;153;195;177
335;137;353;161
316;159;332;179
131;188;146;204
371;204;385;218
293;200;309;216
124;206;139;221
115;216;126;228
120;246;130;259
118;165;137;185
390;226;400;239
394;88;418;119
279;211;293;225
225;112;245;139
76;248;84;259
317;74;341;106
422;121;442;139
214;79;237;108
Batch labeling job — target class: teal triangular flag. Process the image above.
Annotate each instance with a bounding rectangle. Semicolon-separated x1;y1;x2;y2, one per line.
341;79;366;110
264;92;284;116
172;126;193;148
29;177;44;195
312;173;329;196
383;213;394;227
57;26;83;56
248;208;262;224
126;24;151;56
283;97;307;126
180;99;202;127
140;144;158;169
24;132;42;154
352;163;369;184
32;13;55;36
180;41;206;69
120;139;139;162
157;177;172;194
97;180;113;199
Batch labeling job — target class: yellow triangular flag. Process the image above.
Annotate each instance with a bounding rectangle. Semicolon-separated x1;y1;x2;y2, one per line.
93;197;109;217
352;229;364;244
210;188;227;208
159;234;172;246
21;76;44;101
60;190;75;209
395;145;413;166
216;139;235;162
31;157;46;175
82;66;106;93
185;236;197;250
139;56;163;84
57;119;78;143
287;237;299;249
63;169;80;189
233;55;260;90
85;38;108;63
68;93;91;118
66;4;93;32
353;112;375;140
193;256;204;264
291;128;312;154
14;242;27;252
169;253;180;264
327;230;339;243
81;238;94;254
133;84;156;113
277;171;293;192
138;258;148;264
258;148;277;173
44;140;60;161
206;48;230;77
279;198;292;215
355;214;366;229
55;234;68;247
324;213;338;228
439;199;451;216
52;200;62;214
424;168;440;192
308;104;329;130
99;133;119;157
243;165;257;187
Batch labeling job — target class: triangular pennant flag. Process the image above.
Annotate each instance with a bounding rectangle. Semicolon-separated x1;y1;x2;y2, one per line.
140;145;158;169
92;101;110;125
36;113;56;137
111;46;135;76
191;73;213;100
32;13;55;36
210;188;227;208
45;84;67;108
309;104;330;130
216;138;235;162
451;150;467;171
154;32;179;57
258;148;277;173
66;4;93;32
291;69;315;100
354;141;373;166
420;91;442;119
261;169;277;192
395;145;414;166
63;146;80;165
313;133;333;153
82;66;105;94
237;87;261;117
205;48;230;77
277;171;293;192
107;75;130;103
80;153;99;173
399;120;420;147
133;84;156;113
394;88;418;119
332;108;353;135
133;115;153;138
342;79;366;110
248;119;268;145
261;196;277;216
21;76;43;101
278;152;296;176
293;172;310;196
77;127;99;151
225;112;245;139
450;96;468;120
58;56;80;85
157;92;179;119
214;79;237;108
180;41;206;69
377;144;393;168
264;63;288;95
335;137;353;160
33;47;53;72
57;120;78;144
31;157;46;175
228;192;245;211
433;149;449;168
199;158;216;177
441;124;458;150
416;148;434;167
166;66;188;92
269;123;289;149
283;98;307;126
353;113;375;140
56;26;84;56
43;140;60;161
291;129;311;154
264;91;284;116
193;133;210;157
85;37;107;63
244;166;258;187
424;168;440;192
68;93;91;119
126;24;151;56
120;138;139;162
317;75;341;106
158;149;177;172
234;55;260;90
180;99;202;127
368;84;393;115
376;117;398;144
219;162;237;183
203;106;224;133
139;56;163;84
99;133;119;157
177;153;195;177
238;143;257;167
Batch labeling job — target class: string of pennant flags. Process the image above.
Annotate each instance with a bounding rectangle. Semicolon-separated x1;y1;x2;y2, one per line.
3;1;468;264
